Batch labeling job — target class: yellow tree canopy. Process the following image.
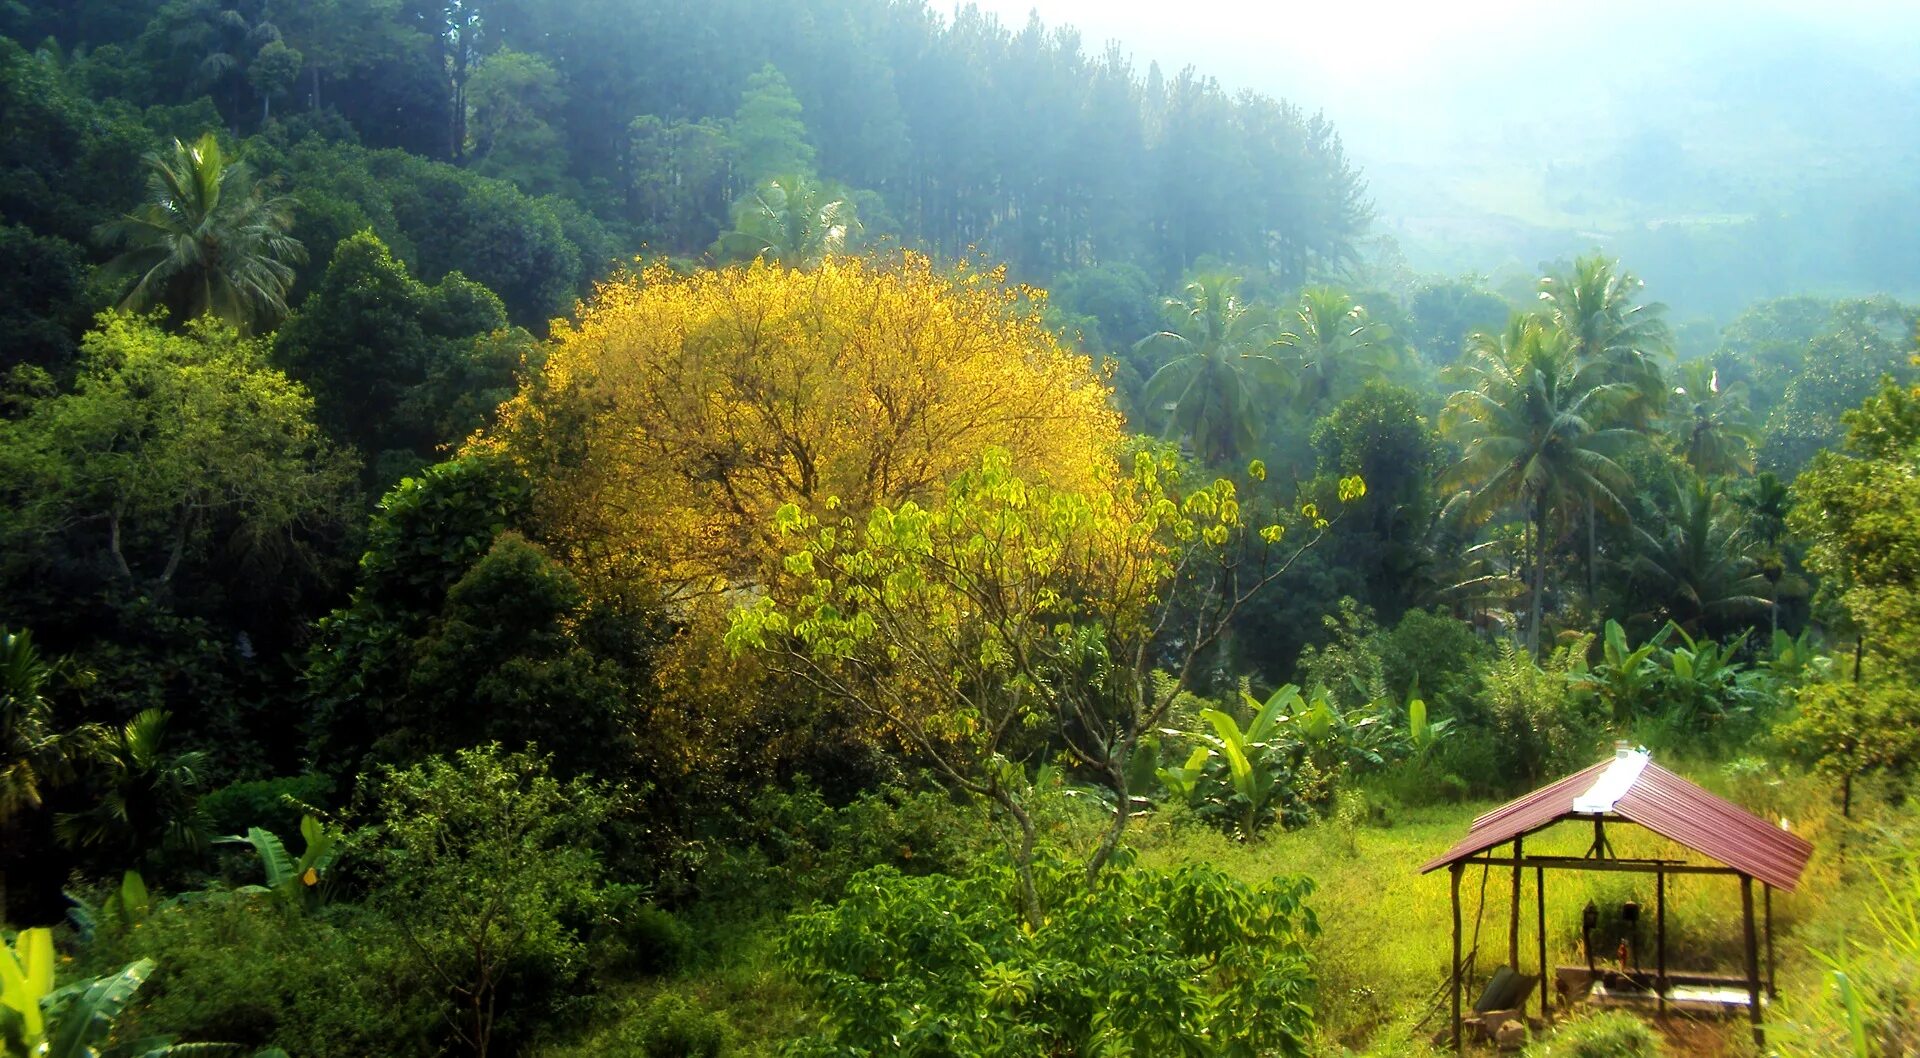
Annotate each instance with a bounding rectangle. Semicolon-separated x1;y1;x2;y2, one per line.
483;253;1122;593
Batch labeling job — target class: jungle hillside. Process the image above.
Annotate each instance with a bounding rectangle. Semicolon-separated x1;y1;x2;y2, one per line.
0;2;1917;1057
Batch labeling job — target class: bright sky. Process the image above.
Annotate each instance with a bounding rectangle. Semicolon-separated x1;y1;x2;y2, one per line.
952;0;1920;153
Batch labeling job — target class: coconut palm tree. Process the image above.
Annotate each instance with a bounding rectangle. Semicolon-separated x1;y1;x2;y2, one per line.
1538;255;1671;419
1623;476;1773;637
1;628;102;921
1667;359;1759;478
1440;314;1641;654
712;174;861;268
96;132;306;333
1274;286;1397;412
1134;274;1291;469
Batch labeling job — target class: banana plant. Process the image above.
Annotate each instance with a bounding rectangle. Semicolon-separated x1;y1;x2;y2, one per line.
1571;620;1669;722
1155;747;1212;804
219;813;340;913
1660;625;1764;728
1404;683;1454;756
1189;683;1306;836
1763;627;1832;682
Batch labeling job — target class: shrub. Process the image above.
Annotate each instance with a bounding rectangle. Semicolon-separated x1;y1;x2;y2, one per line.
619;993;731;1058
780;856;1318;1056
82;897;439;1058
201;773;334;840
1522;1012;1663;1058
593;898;695;978
1485;639;1606;787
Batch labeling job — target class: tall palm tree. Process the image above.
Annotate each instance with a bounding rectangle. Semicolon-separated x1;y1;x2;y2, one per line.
1440;315;1641;654
1538;255;1672;418
1;628;102;922
97;132;306;333
712;174;861;268
1537;256;1670;593
1624;476;1773;637
1667;360;1759;477
1274;286;1397;412
1134;274;1291;469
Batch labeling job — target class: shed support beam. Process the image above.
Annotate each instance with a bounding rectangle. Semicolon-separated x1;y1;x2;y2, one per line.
1656;869;1667;1017
1451;863;1464;1055
1536;864;1548;1021
1509;836;1523;971
1742;874;1764;1047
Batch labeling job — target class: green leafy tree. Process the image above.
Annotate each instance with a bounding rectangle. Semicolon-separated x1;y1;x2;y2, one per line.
363;745;609;1058
305;454;530;771
247;38;304;124
1440;315;1639;654
96;133;307;333
0;313;355;594
729;446;1359;920
464;48;567;194
711;174;861;268
731;64;815;185
1135;275;1290;468
1784;375;1920;811
272;230;527;483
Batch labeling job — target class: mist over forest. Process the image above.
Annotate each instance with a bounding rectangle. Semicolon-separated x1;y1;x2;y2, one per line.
2;2;1918;1056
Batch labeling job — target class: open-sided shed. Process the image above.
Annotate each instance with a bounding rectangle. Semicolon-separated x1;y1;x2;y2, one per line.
1419;743;1813;1050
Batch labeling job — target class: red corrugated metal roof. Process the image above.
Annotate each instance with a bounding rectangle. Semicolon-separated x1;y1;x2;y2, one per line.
1418;756;1814;892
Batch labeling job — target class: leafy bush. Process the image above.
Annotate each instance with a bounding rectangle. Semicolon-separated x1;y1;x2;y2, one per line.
81;897;439;1058
779;856;1319;1057
201;773;334;840
618;993;731;1058
1377;608;1490;726
592;898;695;978
686;783;983;910
1485;639;1607;787
1522;1011;1663;1058
361;745;612;1058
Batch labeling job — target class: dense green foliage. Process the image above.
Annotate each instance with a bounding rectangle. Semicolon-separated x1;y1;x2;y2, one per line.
0;2;1917;1057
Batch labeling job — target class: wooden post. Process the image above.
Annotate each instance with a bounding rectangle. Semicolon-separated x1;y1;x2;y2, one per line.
1452;863;1465;1055
1765;885;1776;998
1655;869;1667;1017
1510;836;1524;971
1742;874;1763;1047
1536;864;1548;1020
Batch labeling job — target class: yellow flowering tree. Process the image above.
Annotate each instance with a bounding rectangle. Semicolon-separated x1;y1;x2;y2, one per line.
728;445;1362;921
483;253;1122;596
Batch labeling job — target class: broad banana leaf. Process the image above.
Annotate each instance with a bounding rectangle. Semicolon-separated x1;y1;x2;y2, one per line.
218;828;294;889
43;959;154;1058
0;926;52;1042
1200;709;1254;798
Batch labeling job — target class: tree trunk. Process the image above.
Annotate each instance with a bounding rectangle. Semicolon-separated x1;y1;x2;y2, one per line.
1586;499;1597;599
1528;496;1546;657
1085;743;1133;885
992;786;1042;929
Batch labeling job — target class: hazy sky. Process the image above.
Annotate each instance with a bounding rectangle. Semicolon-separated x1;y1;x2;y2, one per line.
952;0;1920;160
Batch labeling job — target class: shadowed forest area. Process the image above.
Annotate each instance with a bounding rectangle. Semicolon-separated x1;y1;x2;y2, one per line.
0;2;1917;1056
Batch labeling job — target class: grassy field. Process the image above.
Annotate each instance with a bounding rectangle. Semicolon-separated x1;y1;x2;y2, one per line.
537;757;1881;1057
